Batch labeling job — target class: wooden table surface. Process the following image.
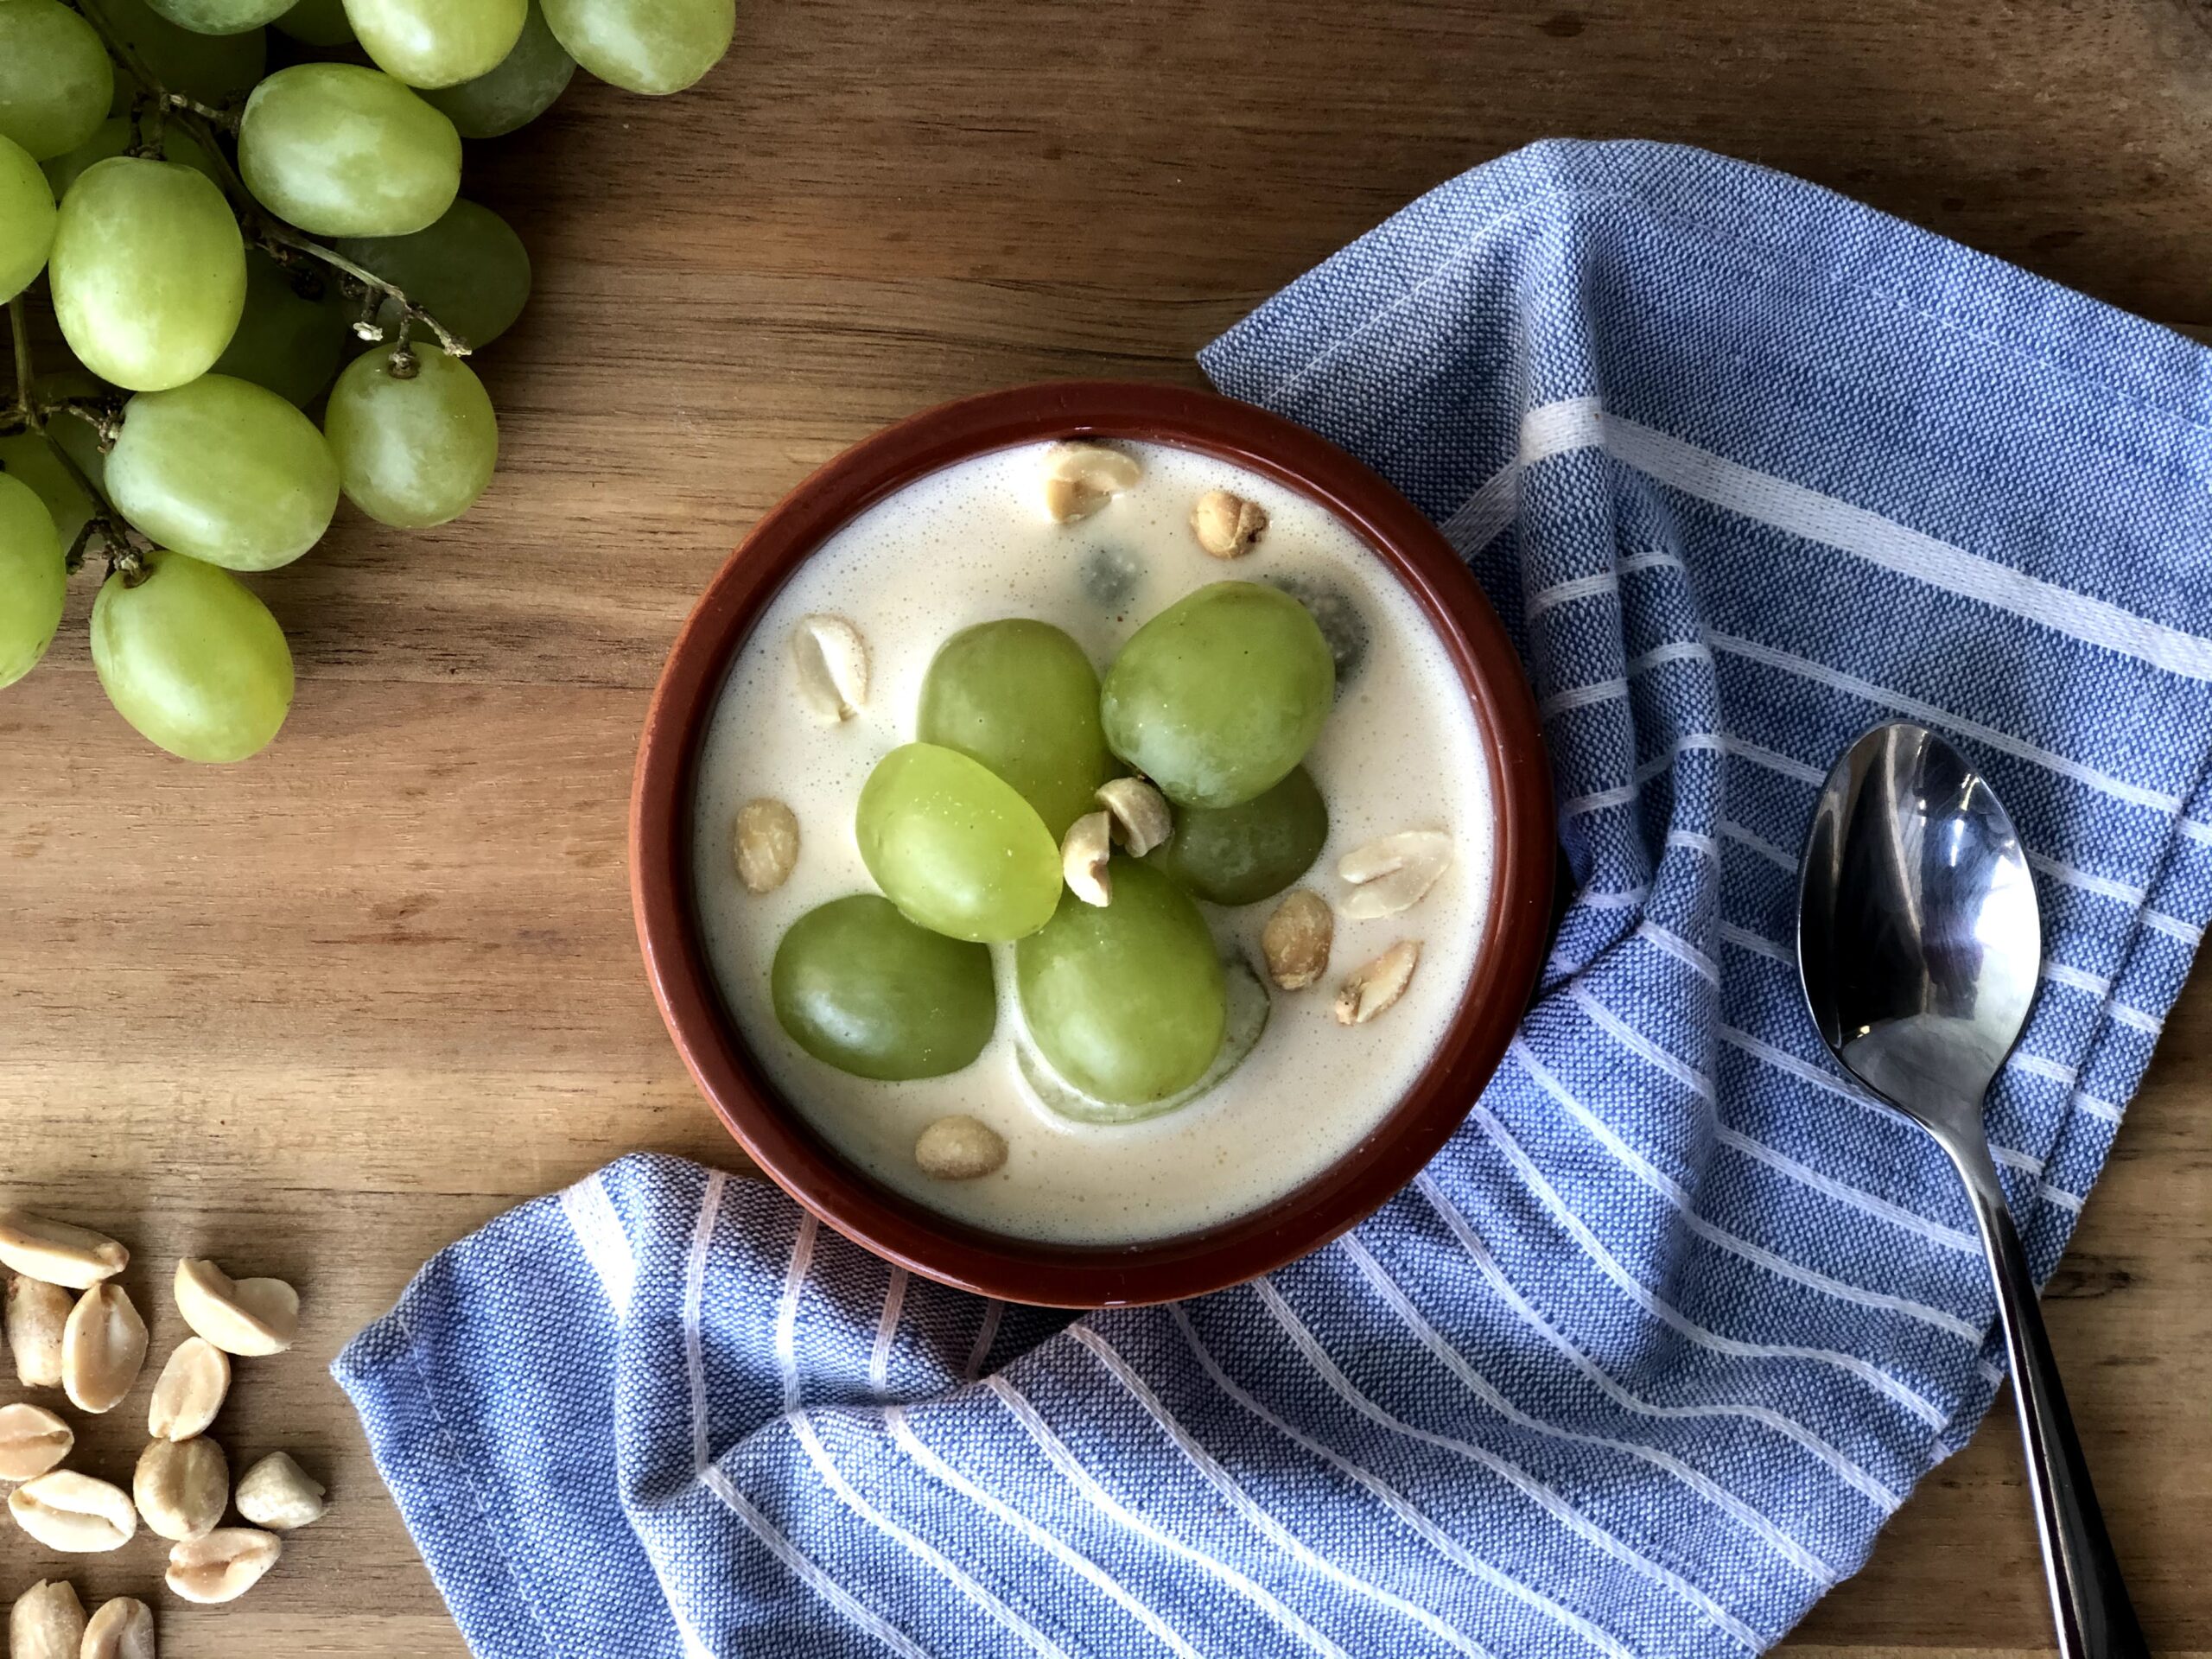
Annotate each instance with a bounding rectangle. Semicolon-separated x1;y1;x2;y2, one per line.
4;1;2209;1653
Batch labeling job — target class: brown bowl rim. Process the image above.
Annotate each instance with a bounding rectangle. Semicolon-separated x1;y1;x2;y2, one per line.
630;379;1553;1308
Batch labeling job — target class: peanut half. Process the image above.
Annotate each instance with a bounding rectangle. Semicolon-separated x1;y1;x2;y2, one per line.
165;1529;281;1605
7;1580;84;1659
914;1116;1007;1181
790;613;869;723
79;1598;156;1659
4;1276;68;1389
134;1438;227;1543
1337;830;1452;919
148;1338;231;1442
1061;810;1112;907
173;1261;298;1357
0;1404;72;1483
234;1452;326;1531
1190;489;1268;558
734;798;800;894
1041;442;1141;523
9;1471;137;1552
1333;940;1421;1027
1261;890;1334;991
0;1211;126;1290
61;1283;147;1414
1094;777;1173;857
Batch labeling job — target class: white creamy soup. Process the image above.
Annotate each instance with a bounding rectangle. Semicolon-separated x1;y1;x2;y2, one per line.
690;440;1495;1245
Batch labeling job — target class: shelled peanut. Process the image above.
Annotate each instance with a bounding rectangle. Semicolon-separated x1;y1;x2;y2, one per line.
0;1209;326;1655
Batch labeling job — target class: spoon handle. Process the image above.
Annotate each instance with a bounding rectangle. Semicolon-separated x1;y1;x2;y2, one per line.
1951;1139;2149;1659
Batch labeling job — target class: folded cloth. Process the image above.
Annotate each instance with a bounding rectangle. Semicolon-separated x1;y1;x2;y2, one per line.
338;139;2212;1659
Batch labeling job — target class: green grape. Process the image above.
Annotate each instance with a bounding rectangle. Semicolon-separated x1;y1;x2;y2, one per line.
916;619;1114;839
144;0;294;32
107;375;340;572
323;343;497;527
213;248;353;406
1148;765;1327;907
0;370;109;550
273;0;353;42
541;0;732;95
238;63;461;238
0;134;55;303
50;157;245;391
99;0;266;111
422;0;574;138
337;199;531;352
855;742;1061;944
0;474;67;690
91;549;293;762
1020;958;1268;1125
1014;858;1227;1106
0;432;87;551
347;0;526;89
1100;581;1335;810
0;0;113;160
42;118;217;201
770;894;997;1081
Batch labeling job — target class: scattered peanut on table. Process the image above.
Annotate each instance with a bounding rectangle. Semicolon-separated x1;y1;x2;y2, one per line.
0;1209;325;1650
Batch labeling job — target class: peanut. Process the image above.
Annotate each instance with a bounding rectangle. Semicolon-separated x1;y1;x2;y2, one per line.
1261;890;1334;991
914;1116;1007;1181
79;1598;156;1659
3;1277;68;1389
234;1452;326;1531
1189;489;1268;558
1333;940;1421;1026
165;1529;281;1605
61;1283;146;1414
9;1471;137;1552
0;1403;72;1483
173;1261;297;1357
147;1338;230;1442
6;1580;84;1659
133;1438;227;1543
0;1212;125;1291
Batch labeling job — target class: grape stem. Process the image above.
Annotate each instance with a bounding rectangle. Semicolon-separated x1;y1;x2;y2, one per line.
2;297;148;581
68;0;474;363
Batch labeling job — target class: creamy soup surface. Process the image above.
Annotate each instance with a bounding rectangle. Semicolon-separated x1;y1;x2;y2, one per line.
690;441;1495;1245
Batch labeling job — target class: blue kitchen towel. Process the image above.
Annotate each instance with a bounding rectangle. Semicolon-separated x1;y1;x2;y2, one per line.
336;139;2212;1659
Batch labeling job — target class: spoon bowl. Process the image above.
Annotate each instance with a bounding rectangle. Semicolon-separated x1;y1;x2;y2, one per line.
1799;721;2042;1124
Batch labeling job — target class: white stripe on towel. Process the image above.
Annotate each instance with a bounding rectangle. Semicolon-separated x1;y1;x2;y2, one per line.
1410;1173;1904;1513
557;1173;635;1319
1071;1326;1497;1659
988;1377;1352;1659
1332;1235;1843;1587
1461;1091;1948;1427
886;1406;1206;1659
1169;1306;1633;1659
1251;1275;1769;1651
1503;398;2212;683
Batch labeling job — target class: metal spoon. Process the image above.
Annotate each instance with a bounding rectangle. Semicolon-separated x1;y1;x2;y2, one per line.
1797;721;2146;1658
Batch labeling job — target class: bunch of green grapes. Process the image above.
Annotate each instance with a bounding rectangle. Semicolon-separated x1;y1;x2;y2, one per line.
774;584;1338;1116
0;0;736;762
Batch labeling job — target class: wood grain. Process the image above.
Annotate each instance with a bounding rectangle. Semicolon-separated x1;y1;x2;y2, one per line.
3;1;2209;1652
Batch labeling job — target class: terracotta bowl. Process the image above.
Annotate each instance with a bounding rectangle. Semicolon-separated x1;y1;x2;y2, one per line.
631;380;1553;1308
